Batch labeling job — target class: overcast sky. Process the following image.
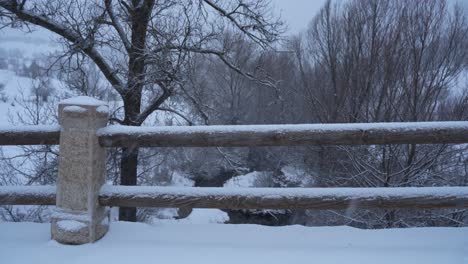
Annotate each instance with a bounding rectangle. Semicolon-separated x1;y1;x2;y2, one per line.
272;0;468;34
271;0;327;34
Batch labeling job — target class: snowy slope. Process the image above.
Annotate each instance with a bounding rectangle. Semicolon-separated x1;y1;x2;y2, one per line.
0;27;59;58
0;26;63;127
0;222;466;264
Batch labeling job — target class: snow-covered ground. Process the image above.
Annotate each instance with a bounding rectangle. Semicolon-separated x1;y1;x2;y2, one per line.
0;221;466;264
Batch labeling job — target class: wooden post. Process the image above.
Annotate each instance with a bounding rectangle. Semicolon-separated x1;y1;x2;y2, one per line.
51;96;109;244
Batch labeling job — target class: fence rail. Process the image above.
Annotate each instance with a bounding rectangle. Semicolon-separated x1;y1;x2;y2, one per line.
100;186;468;210
0;125;60;145
3;121;468;147
0;186;55;205
0;96;467;244
3;186;468;210
98;122;468;147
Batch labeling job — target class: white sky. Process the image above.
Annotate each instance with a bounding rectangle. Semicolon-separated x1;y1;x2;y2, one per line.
271;0;328;34
1;1;466;41
272;0;468;34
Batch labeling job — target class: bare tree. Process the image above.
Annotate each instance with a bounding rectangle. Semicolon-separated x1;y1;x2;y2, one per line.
0;0;284;221
294;0;468;227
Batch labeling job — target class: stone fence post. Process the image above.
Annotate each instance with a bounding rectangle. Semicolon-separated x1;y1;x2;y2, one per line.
51;96;109;244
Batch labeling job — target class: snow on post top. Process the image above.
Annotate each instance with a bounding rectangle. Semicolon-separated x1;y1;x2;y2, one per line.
60;96;107;106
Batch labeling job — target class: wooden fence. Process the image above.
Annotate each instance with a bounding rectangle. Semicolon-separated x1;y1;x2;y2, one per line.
0;96;467;244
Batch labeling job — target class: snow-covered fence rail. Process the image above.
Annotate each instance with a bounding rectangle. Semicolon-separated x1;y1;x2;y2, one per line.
0;186;55;205
1;96;468;245
3;185;468;210
99;186;468;210
97;122;468;147
2;121;468;148
0;125;60;145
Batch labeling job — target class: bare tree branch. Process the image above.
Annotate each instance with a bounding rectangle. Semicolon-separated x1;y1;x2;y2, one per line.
202;0;283;48
157;107;193;125
136;83;172;125
0;0;125;94
104;0;131;53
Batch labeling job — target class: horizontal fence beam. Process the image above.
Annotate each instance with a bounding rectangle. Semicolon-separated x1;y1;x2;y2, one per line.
0;125;60;145
0;186;56;205
3;185;468;210
97;122;468;148
1;122;468;148
99;186;468;210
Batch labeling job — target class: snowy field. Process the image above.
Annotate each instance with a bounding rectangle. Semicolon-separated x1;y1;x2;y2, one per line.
0;221;466;264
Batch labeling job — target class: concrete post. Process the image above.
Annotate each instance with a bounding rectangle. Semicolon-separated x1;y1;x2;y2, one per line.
51;96;109;244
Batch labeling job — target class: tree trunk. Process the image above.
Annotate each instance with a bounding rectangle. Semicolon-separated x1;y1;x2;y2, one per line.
119;147;138;221
118;95;141;222
118;0;154;221
118;90;141;222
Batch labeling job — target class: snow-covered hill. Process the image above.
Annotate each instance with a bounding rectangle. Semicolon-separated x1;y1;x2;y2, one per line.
0;27;58;125
0;27;59;59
